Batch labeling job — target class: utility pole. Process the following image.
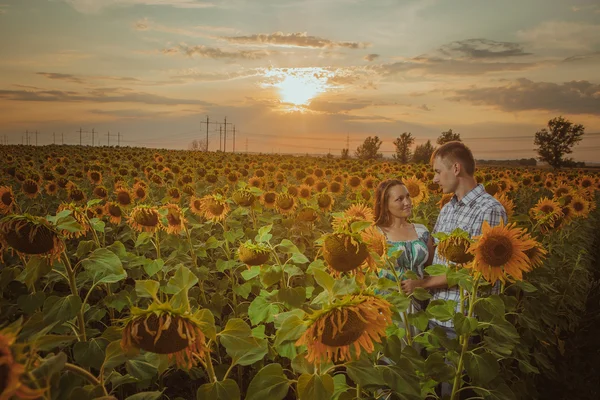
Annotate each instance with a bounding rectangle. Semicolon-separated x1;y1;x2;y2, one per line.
25;130;28;145
35;131;38;146
53;132;55;144
222;117;233;152
346;132;350;150
107;131;110;146
91;128;95;146
79;128;82;146
205;116;209;152
245;138;248;153
219;125;222;151
62;132;64;145
118;132;121;146
233;125;236;153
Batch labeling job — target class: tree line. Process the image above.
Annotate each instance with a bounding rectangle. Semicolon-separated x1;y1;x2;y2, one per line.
344;116;586;169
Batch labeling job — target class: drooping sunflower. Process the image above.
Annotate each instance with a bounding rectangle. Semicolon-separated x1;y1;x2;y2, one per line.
296;206;319;223
0;214;65;262
360;226;388;270
21;179;40;199
199;194;230;222
121;304;208;370
87;170;103;185
287;185;299;197
0;330;45;400
260;191;278;209
437;229;474;265
298;184;313;200
105;202;124;224
403;176;426;205
231;188;255;207
167;187;182;203
93;185;109;199
295;294;392;363
56;203;90;239
67;185;87;203
468;221;537;283
316;193;335;211
0;186;16;214
161;204;186;235
275;193;297;214
328;181;343;195
238;241;270;266
520;231;547;269
322;232;369;274
437;193;454;210
128;205;162;233
133;184;148;202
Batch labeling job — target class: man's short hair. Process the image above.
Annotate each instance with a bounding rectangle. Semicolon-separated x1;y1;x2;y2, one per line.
430;141;476;176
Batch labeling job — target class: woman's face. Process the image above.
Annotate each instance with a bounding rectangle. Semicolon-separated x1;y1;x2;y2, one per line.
386;184;412;219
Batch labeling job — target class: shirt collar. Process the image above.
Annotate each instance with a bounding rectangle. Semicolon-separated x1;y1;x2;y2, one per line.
450;184;485;206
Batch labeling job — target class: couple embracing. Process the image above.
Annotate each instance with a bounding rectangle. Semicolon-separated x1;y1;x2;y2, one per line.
374;141;508;340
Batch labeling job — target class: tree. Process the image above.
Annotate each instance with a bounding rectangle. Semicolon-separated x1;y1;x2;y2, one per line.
341;148;350;159
188;138;208;151
355;136;383;160
534;116;584;169
392;132;414;163
437;129;461;145
412;140;436;164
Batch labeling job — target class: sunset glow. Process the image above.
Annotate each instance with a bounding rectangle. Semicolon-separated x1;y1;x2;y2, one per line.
263;68;334;107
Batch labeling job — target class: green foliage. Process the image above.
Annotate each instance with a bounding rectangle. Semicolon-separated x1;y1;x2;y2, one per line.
393;132;415;163
412;139;436;163
436;128;461;145
355;136;383;160
534;116;585;169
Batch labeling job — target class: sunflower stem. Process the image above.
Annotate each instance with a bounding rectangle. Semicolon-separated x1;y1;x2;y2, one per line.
356;384;361;399
64;363;107;396
204;341;217;383
386;259;413;346
450;273;481;400
62;251;87;342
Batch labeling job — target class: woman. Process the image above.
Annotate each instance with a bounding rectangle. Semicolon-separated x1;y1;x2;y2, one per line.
374;179;435;311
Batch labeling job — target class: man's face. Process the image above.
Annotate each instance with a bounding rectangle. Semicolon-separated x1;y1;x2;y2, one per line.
432;156;458;194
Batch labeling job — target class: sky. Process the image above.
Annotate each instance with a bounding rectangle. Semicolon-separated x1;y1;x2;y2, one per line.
0;0;599;161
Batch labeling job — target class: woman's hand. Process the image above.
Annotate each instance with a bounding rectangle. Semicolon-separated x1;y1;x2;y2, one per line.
401;279;422;295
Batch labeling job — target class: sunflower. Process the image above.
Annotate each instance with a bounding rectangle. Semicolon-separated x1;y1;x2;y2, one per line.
360;226;388;270
314;193;332;213
296;207;319;223
231;188;255;207
328;181;343;195
133;185;148;202
21;179;40;199
314;180;329;193
345;203;374;222
468;221;537;283
248;176;264;189
199;194;230;222
182;184;195;197
226;172;239;185
484;182;500;196
530;197;564;233
362;176;377;190
295;294;392;363
304;175;316;187
161;204;186;235
520;232;547;269
403;176;426;205
93;185;108;199
347;176;362;191
0;214;64;262
189;196;203;216
322;233;369;273
67;185;87;203
259;191;277;209
494;193;515;220
115;187;134;208
287;185;299;197
579;175;594;189
238;241;270;266
105;202;124;224
128;205;162;233
121;303;208;370
87;170;103;185
570;196;590;218
56;203;90;239
298;184;313;200
0;186;16;214
275;193;297;214
437;230;474;265
437;193;454;210
553;183;571;199
0;330;45;400
167;187;182;203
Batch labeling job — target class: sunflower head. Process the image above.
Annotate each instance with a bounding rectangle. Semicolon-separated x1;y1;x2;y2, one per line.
316;193;334;211
161;204;186;235
275;193;296;214
493;193;515;220
437;193;454;210
231;188;255;207
260;191;278;209
570;196;590;218
0;214;64;262
295;294;392;363
468;221;537;283
436;229;474;265
403;176;426;205
238;241;270;266
322;232;369;273
328;181;343;194
296;206;319;222
57;203;90;239
530;197;564;233
0;186;16;214
21;179;40;199
167;187;182;203
105;202;124;224
115;188;134;208
199;194;230;222
128;205;162;233
0;328;45;400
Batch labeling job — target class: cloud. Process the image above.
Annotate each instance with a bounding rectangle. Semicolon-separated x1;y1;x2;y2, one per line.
448;78;600;115
89;108;173;118
0;4;7;15
220;32;369;49
364;54;379;62
162;44;272;59
374;38;537;77
37;72;144;85
562;51;600;63
60;0;215;14
132;18;238;38
0;87;212;106
307;98;374;114
517;21;600;51
36;72;85;84
436;38;531;59
169;68;262;82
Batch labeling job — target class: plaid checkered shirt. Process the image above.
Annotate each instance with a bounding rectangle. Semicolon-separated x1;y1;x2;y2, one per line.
429;183;508;330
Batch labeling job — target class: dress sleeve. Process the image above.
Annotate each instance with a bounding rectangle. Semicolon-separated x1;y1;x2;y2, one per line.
416;224;430;244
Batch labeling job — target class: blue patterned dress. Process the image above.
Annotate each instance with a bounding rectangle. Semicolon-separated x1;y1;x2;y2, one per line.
377;223;430;312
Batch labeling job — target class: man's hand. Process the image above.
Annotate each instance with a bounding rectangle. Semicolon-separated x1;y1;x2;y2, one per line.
401;279;422;295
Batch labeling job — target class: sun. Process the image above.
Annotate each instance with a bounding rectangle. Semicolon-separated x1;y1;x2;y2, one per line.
263;67;334;107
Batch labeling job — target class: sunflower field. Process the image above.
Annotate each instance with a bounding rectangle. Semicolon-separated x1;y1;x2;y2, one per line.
1;145;599;400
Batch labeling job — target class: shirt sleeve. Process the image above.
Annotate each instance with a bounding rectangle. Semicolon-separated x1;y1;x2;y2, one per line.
473;203;508;236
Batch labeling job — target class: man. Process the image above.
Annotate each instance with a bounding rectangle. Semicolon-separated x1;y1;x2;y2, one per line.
401;141;507;336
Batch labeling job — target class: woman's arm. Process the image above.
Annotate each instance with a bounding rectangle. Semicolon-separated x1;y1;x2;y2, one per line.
425;235;435;266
